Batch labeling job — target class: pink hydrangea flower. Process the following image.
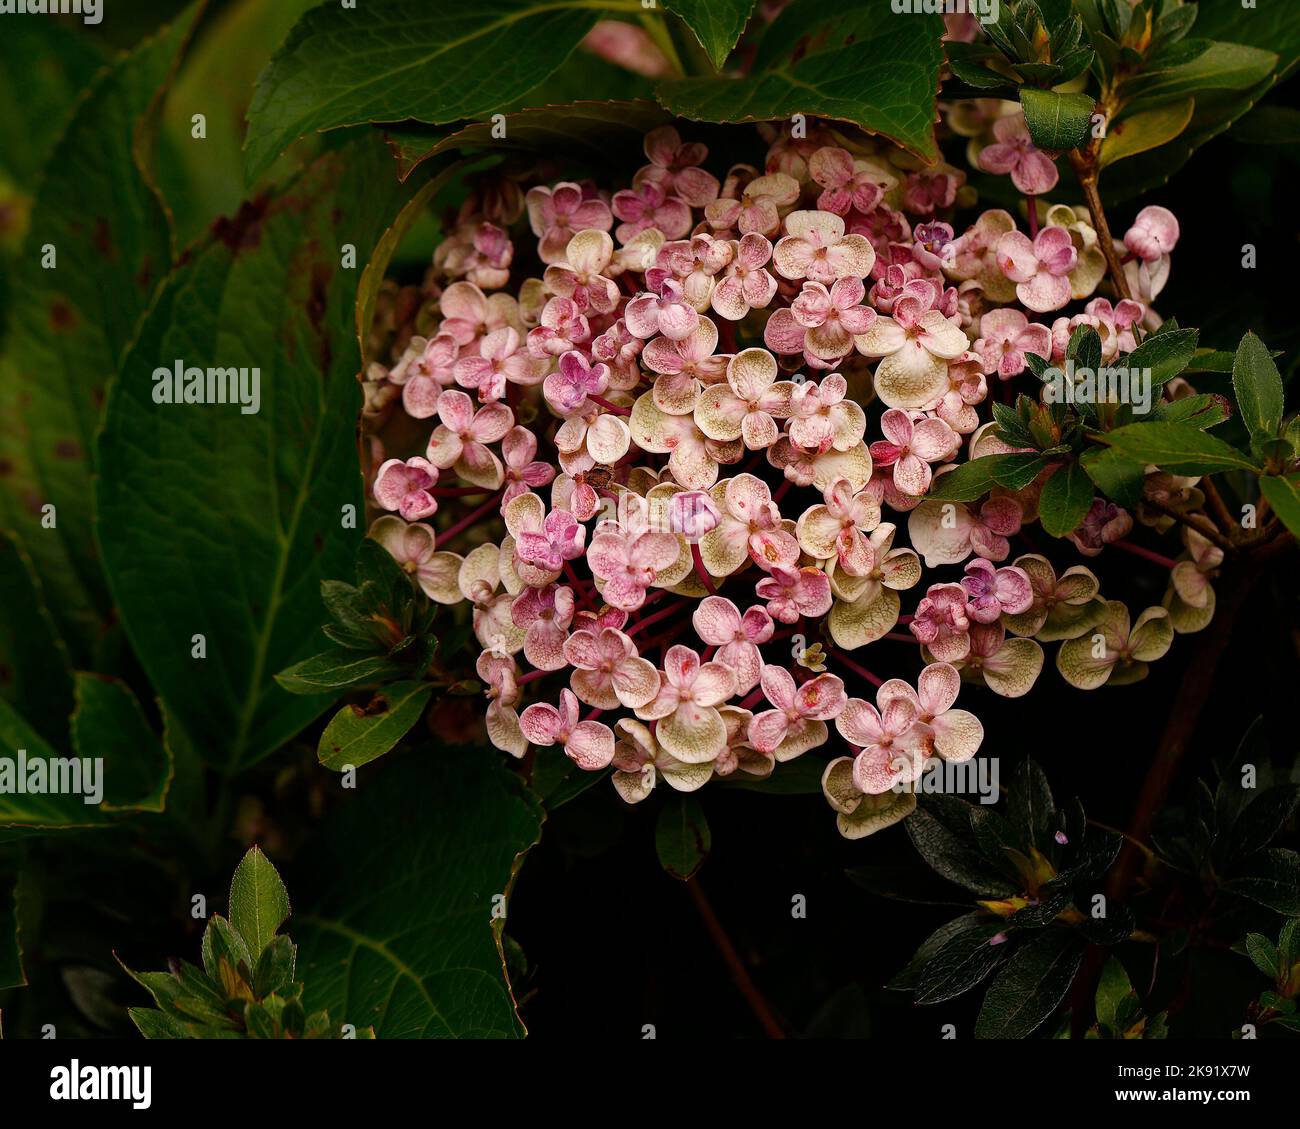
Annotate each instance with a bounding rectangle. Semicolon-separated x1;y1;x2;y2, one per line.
749;665;847;758
543;350;610;415
870;409;959;496
836;693;932;794
635;125;720;207
587;522;680;610
373;457;439;521
527;296;591;357
795;477;882;575
995;226;1077;313
787;372;866;452
1124;204;1179;263
637;644;737;764
625;273;700;341
501;427;555;503
773;210;875;284
854;292;968;410
611;180;691;243
909;495;1024;565
1067;497;1132;556
698;472;798;576
562;626;660;710
765;277;877;362
425;390;513;489
526;182;614;264
909;582;972;662
519;688;615;769
692;596;774;696
710;233;778;321
977;113;1059;195
515;507;586;573
705;172;800;237
543;229;620;314
960;558;1034;623
644;318;730;413
808;146;887;215
454;327;547;402
875;662;983;763
974;308;1053;379
668;489;721;541
755;564;833;623
393;334;458;419
511;583;576;670
694;348;795;451
902;166;964;214
591;318;645;390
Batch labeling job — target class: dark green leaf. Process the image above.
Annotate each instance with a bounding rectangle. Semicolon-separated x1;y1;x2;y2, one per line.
229;846;291;964
1099;98;1194;167
656;793;712;881
975;928;1085;1038
295;748;544;1037
1102;422;1258;475
1244;933;1280;981
1227;786;1300;860
907;797;1018;897
1258;474;1300;540
914;921;1009;1005
276;651;406;696
666;0;755;70
1229;848;1300;915
1151;393;1231;429
1080;445;1146;507
317;681;433;771
1038;462;1095;537
1232;331;1284;443
926;455;1008;501
70;673;171;812
1124;326;1198;389
1019;86;1096;151
245;0;605;183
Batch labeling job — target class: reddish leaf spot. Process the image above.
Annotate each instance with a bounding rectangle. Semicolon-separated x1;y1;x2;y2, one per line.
211;196;270;254
50;300;77;332
93;218;115;259
54;439;82;460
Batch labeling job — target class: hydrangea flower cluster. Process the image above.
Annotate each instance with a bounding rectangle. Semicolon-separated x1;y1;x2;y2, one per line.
363;118;1198;839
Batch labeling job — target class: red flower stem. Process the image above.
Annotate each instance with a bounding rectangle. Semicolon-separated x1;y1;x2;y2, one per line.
691;543;718;594
828;646;883;688
431;485;493;496
582;708;604;724
773;479;792;505
628;598;688;636
897;614;913;624
1113;540;1177;570
588;394;630;416
517;669;549;686
883;632;918;643
440;490;505;541
738;686;768;710
1026;195;1039;238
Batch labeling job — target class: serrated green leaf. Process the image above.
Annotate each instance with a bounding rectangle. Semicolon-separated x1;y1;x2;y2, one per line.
1125;41;1278;108
295;748;544;1037
975;928;1085;1038
914;922;1009;1005
1232;331;1284;443
907;797;1018;897
318;681;432;771
1124;326;1198;389
1103;422;1258;475
97;139;419;773
1080;445;1146;507
0;8;198;663
229;847;290;965
1151;393;1231;429
1038;462;1095;537
658;10;946;161
70;673;171;812
656;793;711;881
1244;933;1280;980
666;0;755;70
245;0;606;183
926;455;1008;501
1229;848;1300;915
1100;97;1194;168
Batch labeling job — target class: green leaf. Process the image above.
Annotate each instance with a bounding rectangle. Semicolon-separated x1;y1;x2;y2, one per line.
1124;326;1199;389
666;0;755;70
991;454;1051;491
1151;393;1231;429
0;699;112;833
1228;786;1300;860
1229;848;1300;915
1038;463;1095;537
975;928;1085;1038
1080;446;1145;508
0;8;198;663
1233;104;1300;145
295;748;544;1037
1094;955;1133;1034
907;797;1018;897
1232;331;1284;443
1103;422;1259;475
0;531;72;750
656;793;711;881
926;455;1008;501
277;651;407;696
1244;933;1280;981
69;673;171;812
1258;474;1300;540
97;139;418;773
317;681;432;772
913;922;1009;1005
1099;97;1194;168
1125;41;1278;109
1006;759;1055;849
229;846;291;965
0;17;105;184
245;0;607;184
658;9;946;161
1019;87;1096;151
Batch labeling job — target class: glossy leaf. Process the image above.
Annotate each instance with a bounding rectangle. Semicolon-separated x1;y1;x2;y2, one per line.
975;928;1085;1038
1038;462;1095;538
656;793;711;881
1019;87;1096;151
666;0;755;70
229;846;291;964
1232;331;1284;443
317;681;433;771
1102;422;1258;476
